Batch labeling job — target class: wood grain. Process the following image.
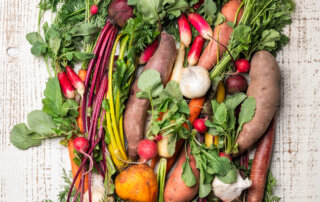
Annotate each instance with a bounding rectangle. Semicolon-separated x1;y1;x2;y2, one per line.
0;0;319;201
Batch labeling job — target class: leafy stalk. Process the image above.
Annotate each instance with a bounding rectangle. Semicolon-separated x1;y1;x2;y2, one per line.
157;158;167;202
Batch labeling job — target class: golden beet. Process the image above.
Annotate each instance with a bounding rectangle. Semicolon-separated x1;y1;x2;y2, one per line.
115;164;158;202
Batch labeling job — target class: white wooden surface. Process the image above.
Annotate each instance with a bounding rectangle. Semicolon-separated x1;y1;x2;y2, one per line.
1;0;320;201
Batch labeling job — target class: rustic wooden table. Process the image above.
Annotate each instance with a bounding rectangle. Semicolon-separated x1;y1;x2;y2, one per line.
1;0;319;201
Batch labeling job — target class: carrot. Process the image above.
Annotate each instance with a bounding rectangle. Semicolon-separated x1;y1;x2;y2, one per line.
78;69;87;82
197;0;244;71
68;138;89;192
247;117;276;202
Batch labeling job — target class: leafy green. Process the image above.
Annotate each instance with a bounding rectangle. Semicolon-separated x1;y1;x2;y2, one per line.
205;93;256;154
104;152;117;195
181;155;197;187
27;110;56;136
136;69;164;99
264;171;281;202
197;0;218;25
10;124;42;150
58;169;80;202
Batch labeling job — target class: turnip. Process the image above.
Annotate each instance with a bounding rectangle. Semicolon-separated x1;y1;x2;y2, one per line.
193;118;207;133
58;72;76;99
138;139;158;161
225;74;248;95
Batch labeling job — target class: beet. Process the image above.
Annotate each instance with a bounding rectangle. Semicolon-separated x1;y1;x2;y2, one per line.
108;0;133;27
225;74;248;95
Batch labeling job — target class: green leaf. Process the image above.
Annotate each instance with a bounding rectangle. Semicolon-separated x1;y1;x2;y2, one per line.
217;167;237;184
31;41;47;57
233;25;252;44
258;29;281;50
137;69;164;98
10;123;42;150
49;36;61;55
238;97;256;132
165;0;189;18
160;81;183;100
43;78;63;116
224;93;247;111
167;134;177;156
181;158;197;187
26;32;45;45
214;102;228;126
27;110;56;136
70;23;100;36
73;52;95;60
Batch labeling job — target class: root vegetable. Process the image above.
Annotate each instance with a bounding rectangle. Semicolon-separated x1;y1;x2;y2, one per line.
108;0;133;27
216;81;226;103
138;139;158;161
115;164;158;202
193;118;207;133
219;151;232;162
180;66;211;99
247;118;276;202
235;51;280;155
235;58;250;73
225;74;248;95
197;0;243;71
169;44;185;83
90;5;98;15
188;13;213;40
66;66;85;98
187;35;205;66
138;38;159;65
164;144;200;201
124;32;176;158
58;71;76;99
178;14;192;47
212;171;252;202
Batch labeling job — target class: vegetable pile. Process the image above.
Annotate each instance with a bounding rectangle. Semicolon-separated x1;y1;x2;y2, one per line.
11;0;295;201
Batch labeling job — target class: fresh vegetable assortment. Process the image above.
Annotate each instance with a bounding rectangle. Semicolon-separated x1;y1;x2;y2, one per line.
10;0;295;201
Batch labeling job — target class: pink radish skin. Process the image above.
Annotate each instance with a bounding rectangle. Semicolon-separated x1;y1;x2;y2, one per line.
58;72;76;99
235;59;250;73
137;139;158;161
219;152;232;161
188;13;213;40
138;38;159;65
187;35;205;66
90;5;98;15
73;137;93;174
193;118;207;133
65;66;85;98
178;14;192;47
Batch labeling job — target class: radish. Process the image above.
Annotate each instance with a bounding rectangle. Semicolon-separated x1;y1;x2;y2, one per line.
187;35;205;66
58;72;76;99
188;13;213;40
193;118;207;133
65;66;85;98
178;14;192;47
73;137;93;174
138;38;159;64
155;134;163;142
235;58;250;73
219;152;232;161
90;4;98;15
137;139;158;161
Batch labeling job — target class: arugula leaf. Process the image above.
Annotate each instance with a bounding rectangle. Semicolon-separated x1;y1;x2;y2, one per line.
237;96;256;133
10;123;42;150
181;156;197;187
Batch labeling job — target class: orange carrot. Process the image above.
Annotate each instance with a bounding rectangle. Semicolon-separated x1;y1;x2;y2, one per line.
78;69;87;82
68;138;89;192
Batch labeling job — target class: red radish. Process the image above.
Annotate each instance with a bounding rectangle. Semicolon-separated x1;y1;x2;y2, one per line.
73;137;93;174
219;152;232;161
188;13;213;40
138;38;159;64
90;4;98;15
193;0;204;10
187;35;205;66
155;134;163;142
65;66;85;98
193;118;207;133
58;72;76;99
178;14;192;47
235;58;250;73
108;0;133;27
138;139;158;161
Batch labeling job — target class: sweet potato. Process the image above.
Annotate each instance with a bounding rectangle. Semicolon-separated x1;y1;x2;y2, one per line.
164;144;200;202
236;51;280;155
197;0;243;71
124;32;176;158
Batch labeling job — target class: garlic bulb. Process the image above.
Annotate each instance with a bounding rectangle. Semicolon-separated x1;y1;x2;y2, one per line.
84;173;115;202
212;171;252;202
180;66;211;98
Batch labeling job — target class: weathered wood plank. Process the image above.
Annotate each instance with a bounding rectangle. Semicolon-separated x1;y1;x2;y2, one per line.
0;0;319;201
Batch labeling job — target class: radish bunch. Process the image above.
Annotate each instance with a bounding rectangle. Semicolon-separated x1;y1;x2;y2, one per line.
58;66;84;99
